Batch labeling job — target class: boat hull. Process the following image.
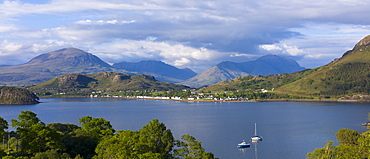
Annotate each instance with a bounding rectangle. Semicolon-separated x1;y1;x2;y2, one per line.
237;141;250;148
237;144;250;148
251;136;262;142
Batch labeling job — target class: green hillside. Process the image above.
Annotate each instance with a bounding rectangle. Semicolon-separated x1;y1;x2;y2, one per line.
276;35;370;96
26;72;189;96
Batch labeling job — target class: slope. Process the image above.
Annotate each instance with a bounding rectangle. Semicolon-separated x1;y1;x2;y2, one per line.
275;35;370;96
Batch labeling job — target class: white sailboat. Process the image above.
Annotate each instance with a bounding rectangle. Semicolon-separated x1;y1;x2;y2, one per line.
251;123;262;142
237;140;250;148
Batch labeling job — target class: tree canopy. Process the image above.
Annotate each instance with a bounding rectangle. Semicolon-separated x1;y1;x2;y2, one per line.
1;111;216;159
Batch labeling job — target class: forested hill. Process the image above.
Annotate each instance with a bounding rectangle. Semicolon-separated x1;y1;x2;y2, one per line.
26;72;190;95
0;86;39;104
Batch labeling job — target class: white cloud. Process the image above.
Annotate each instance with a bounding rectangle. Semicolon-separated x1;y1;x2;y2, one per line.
90;39;224;71
173;58;191;66
0;40;22;53
259;44;282;51
0;39;76;65
0;25;17;33
75;19;136;25
259;41;305;56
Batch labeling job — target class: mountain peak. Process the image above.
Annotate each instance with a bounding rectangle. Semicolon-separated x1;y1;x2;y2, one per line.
354;35;370;49
342;35;370;59
27;48;111;68
50;47;86;54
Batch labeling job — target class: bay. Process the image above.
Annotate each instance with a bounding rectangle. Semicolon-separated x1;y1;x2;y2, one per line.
0;98;369;159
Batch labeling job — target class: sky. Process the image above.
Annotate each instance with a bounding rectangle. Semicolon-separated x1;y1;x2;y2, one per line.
0;0;369;72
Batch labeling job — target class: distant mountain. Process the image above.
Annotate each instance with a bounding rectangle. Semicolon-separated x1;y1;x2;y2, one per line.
26;72;189;94
0;86;39;104
201;35;370;98
112;60;196;83
181;55;305;88
0;48;130;86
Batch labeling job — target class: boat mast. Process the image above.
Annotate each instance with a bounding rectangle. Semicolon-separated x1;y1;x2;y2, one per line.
254;123;257;136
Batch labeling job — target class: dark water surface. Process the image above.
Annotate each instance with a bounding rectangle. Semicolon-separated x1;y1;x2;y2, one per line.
0;98;369;159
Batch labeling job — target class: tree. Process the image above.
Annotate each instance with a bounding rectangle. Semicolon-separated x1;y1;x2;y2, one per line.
358;131;370;158
306;141;336;159
31;149;71;159
63;128;99;159
78;116;115;139
138;119;174;158
307;128;370;158
11;111;63;154
0;117;8;139
10;111;40;129
174;134;215;159
94;119;175;159
336;128;359;145
47;123;79;135
94;130;140;159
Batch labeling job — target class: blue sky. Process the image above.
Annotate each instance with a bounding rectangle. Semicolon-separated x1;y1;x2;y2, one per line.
0;0;369;72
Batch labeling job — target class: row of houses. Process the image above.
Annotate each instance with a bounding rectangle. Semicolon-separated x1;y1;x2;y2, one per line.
90;94;248;101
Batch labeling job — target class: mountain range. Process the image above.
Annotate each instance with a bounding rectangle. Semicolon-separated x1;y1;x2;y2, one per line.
112;60;197;83
0;48;196;86
181;55;305;88
0;48;304;87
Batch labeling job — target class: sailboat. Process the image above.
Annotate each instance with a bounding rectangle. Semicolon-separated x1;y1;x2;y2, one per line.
251;123;262;142
237;140;250;148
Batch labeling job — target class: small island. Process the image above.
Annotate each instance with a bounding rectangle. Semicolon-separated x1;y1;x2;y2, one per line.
0;86;39;105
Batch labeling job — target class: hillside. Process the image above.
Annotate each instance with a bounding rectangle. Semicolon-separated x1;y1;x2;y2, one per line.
181;55;305;88
26;72;189;95
0;48;129;86
0;86;39;104
112;60;196;83
276;35;370;96
199;70;308;92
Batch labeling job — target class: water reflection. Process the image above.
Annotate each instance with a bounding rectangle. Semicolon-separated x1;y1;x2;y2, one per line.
252;142;259;159
238;147;249;154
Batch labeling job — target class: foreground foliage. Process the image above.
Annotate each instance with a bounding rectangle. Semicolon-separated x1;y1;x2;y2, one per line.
0;111;215;159
307;114;370;158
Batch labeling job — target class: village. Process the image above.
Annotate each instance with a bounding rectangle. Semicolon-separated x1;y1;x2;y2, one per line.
88;89;253;102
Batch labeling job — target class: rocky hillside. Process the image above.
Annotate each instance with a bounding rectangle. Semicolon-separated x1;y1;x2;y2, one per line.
0;86;39;104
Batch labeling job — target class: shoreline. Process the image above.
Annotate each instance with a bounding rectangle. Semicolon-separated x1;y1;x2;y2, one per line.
254;99;369;103
38;96;370;103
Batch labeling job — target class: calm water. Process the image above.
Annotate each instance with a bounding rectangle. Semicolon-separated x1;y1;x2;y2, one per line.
0;98;369;159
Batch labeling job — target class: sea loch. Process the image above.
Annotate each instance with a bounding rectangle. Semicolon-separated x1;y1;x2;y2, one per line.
0;98;369;159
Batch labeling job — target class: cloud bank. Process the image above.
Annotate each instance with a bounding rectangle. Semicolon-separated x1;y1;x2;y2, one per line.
0;0;369;72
